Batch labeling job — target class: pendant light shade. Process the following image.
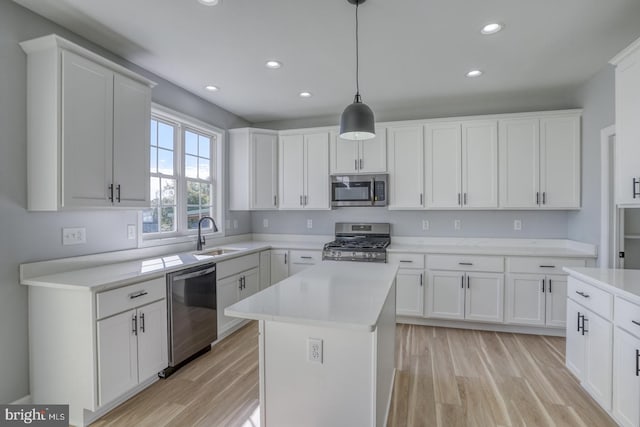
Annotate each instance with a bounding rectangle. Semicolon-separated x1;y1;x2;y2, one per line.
339;0;375;141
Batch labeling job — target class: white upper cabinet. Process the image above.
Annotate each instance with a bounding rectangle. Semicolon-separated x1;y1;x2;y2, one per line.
611;37;640;206
20;35;154;211
330;129;387;174
229;128;279;210
425;120;497;209
499;113;580;209
279;132;329;210
387;126;424;209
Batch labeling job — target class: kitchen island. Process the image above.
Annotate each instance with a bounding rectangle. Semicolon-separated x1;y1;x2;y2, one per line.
225;261;398;427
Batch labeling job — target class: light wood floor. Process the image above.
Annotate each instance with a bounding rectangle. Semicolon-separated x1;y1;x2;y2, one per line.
93;322;616;427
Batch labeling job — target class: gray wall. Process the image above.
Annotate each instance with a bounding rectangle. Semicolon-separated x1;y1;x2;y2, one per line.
567;65;616;265
0;0;249;403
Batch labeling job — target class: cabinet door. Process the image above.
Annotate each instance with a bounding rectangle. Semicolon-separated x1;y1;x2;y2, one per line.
388;126;424;209
540;116;580;208
136;300;168;382
216;274;241;335
545;275;568;327
279;134;305;209
259;251;272;290
615;48;640;206
113;73;151;207
427;271;464;320
505;274;545;326
462;121;498;208
61;50;114;208
240;268;260;299
97;309;138;406
465;272;504;323
425;123;461;208
566;299;586;380
613;328;640;427
396;270;424;317
270;250;289;285
251;132;279;209
304;132;330;209
584;310;613;411
358;129;387;173
498;118;539;208
330;133;359;174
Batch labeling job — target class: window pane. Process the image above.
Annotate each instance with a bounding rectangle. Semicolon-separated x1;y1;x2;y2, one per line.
150;120;158;147
150;146;157;173
185;155;198;178
158;148;174;175
198;158;210;180
161;179;176;205
198;135;210;159
158;122;174;149
187;205;200;229
185;131;198;155
160;207;176;232
200;183;211;205
187;181;199;205
142;208;158;233
150;177;160;206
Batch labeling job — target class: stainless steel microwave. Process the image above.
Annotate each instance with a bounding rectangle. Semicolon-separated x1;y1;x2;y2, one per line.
331;174;387;207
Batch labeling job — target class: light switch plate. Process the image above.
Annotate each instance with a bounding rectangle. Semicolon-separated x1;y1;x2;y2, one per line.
62;227;86;245
263;218;269;228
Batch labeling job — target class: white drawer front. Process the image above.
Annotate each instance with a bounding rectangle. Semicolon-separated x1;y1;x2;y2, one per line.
97;277;166;320
427;254;504;272
507;257;586;274
217;253;260;279
388;253;425;269
567;277;613;320
289;250;322;265
615;297;640;338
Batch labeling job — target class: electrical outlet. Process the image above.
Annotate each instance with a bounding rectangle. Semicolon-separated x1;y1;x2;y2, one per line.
307;338;323;363
263;218;269;228
514;219;522;231
233;219;238;229
422;219;429;231
307;219;313;229
62;227;86;245
454;219;461;231
127;224;136;240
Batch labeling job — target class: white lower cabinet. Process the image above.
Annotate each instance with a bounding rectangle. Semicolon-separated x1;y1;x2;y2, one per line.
396;270;424;317
613;327;640;427
505;274;568;327
270;249;289;285
427;271;465;319
465;272;504;323
217;267;259;335
288;250;322;276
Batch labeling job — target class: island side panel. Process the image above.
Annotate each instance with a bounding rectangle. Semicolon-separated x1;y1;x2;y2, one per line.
376;279;396;426
263;321;374;427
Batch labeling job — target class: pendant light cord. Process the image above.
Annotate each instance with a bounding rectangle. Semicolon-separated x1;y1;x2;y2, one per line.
355;1;360;98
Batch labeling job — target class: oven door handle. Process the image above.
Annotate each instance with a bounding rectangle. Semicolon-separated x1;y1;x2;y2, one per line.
172;266;216;281
371;177;375;206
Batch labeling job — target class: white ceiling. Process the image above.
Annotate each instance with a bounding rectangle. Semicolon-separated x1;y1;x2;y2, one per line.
13;0;640;124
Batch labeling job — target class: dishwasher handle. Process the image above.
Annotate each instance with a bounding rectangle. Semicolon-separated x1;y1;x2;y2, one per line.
172;266;216;281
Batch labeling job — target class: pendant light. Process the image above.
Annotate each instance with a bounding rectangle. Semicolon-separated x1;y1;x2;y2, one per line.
339;0;375;140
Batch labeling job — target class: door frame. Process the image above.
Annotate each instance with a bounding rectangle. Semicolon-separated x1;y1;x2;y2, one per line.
600;125;617;268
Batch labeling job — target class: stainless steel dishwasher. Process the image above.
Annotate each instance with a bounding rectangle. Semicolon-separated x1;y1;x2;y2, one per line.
161;262;217;377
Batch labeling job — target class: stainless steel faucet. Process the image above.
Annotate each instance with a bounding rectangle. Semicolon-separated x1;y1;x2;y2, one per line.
196;216;218;251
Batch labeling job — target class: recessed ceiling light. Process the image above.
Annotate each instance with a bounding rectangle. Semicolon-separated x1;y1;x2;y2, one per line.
299;91;312;98
265;60;282;69
205;85;219;92
198;0;220;6
481;23;503;35
466;70;483;78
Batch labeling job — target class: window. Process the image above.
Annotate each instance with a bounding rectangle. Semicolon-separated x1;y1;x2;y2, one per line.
143;106;223;240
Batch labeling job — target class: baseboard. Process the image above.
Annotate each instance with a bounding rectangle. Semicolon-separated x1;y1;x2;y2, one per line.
383;369;396;427
10;395;32;405
396;317;566;337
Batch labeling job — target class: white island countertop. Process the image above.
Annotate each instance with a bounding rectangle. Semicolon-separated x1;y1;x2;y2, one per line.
563;267;640;305
225;261;399;332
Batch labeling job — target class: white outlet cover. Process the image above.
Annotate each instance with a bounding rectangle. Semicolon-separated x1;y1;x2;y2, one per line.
263;218;269;228
514;219;522;231
307;338;323;363
127;224;136;240
422;219;429;231
454;220;461;230
307;219;313;229
62;227;86;245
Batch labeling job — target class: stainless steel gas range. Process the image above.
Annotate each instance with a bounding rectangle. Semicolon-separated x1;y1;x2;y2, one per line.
322;222;390;263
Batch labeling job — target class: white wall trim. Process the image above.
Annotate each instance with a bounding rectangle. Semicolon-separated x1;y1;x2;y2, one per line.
600;125;616;268
11;395;32;405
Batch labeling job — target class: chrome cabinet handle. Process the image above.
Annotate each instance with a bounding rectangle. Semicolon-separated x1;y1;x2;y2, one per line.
458;262;473;266
116;184;121;203
539;265;556;268
274;195;277;206
419;193;423;205
140;312;145;333
304;195;308;205
400;260;413;263
301;256;313;259
463;193;467;205
129;291;148;299
419;273;423;287
467;275;470;289
355;159;358;170
132;314;138;336
461;275;464;289
360;159;363;169
458;193;461;206
542;192;546;205
108;184;114;202
548;279;552;293
300;195;303;206
284;253;287;264
541;279;545;293
576;291;590;298
536;192;540;205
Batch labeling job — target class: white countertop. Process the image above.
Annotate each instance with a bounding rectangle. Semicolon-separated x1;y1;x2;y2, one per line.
225;261;399;331
564;267;640;304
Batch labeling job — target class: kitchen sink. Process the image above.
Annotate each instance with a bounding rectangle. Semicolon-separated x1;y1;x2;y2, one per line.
200;248;239;256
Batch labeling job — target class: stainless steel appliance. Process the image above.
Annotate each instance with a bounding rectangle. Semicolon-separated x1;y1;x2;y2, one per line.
322;222;390;262
162;262;217;377
331;174;387;207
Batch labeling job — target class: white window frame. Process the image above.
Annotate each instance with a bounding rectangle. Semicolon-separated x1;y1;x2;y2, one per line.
141;103;225;246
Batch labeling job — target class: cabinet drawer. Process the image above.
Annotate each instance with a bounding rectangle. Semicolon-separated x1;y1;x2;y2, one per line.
615;297;640;338
568;277;613;320
289;250;322;265
97;277;166;320
217;253;260;279
388;253;424;269
427;254;503;272
507;257;586;274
